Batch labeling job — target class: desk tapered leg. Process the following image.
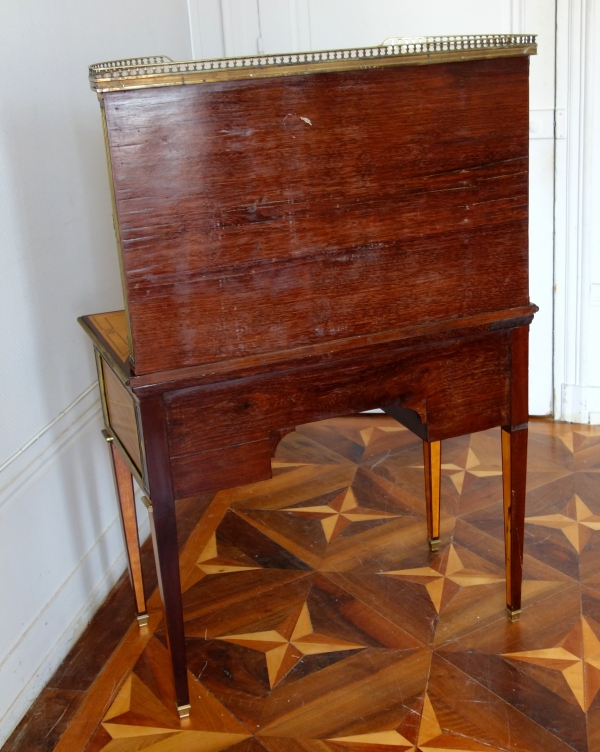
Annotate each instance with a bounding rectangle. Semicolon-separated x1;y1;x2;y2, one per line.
423;440;441;551
501;426;528;621
142;495;190;716
105;434;148;627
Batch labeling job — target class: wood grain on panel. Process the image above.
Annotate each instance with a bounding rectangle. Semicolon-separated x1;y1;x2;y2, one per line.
164;331;512;464
126;304;535;393
103;57;530;374
102;361;142;472
170;439;273;499
509;325;530;427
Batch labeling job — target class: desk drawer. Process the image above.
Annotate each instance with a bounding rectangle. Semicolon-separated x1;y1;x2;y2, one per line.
164;329;512;457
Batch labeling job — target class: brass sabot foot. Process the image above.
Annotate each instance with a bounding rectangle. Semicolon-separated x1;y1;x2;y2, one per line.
428;537;441;552
136;613;150;627
177;703;191;719
506;606;522;622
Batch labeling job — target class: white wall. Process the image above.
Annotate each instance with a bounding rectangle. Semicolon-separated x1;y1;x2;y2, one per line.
555;0;600;423
0;1;191;744
524;0;556;417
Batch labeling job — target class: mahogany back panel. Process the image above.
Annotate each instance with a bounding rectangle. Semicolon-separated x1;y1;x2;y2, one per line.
103;56;529;375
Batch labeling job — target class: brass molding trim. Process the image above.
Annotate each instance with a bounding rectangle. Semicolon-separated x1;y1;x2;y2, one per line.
90;35;537;92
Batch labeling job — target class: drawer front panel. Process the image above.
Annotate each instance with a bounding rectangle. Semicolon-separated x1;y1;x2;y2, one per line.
165;329;512;458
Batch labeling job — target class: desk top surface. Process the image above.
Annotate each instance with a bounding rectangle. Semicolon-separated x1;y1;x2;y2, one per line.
83;311;130;365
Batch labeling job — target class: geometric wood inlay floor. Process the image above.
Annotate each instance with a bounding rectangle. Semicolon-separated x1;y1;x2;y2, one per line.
4;416;600;752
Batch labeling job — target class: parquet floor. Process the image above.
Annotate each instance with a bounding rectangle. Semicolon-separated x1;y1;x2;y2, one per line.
6;416;600;752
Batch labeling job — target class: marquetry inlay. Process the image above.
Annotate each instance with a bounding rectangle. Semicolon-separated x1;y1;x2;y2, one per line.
525;494;600;553
413;446;502;494
503;616;600;712
330;729;414;749
196;534;261;575
101;662;251;749
87;311;130;361
280;487;400;543
381;543;504;614
217;601;364;687
43;417;600;752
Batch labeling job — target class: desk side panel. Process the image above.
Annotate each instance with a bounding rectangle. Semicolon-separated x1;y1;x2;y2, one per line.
101;360;143;474
104;57;529;375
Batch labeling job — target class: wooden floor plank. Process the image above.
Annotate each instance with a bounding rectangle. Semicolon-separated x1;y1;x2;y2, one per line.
6;417;600;752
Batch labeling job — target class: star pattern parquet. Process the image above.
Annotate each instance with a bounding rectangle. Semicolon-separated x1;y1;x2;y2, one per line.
27;416;600;752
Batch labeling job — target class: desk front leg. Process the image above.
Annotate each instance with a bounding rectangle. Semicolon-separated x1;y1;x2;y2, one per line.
503;325;529;621
142;494;190;716
105;433;148;627
502;426;528;620
139;395;190;716
423;441;441;551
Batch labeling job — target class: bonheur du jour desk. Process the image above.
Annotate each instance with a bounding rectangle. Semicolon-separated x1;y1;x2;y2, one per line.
80;35;538;716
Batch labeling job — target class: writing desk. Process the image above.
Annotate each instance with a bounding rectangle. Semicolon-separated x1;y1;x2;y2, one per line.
80;35;537;715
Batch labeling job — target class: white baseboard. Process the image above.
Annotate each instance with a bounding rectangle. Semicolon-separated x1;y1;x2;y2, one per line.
0;519;127;747
0;383;150;745
0;497;151;746
561;384;600;424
